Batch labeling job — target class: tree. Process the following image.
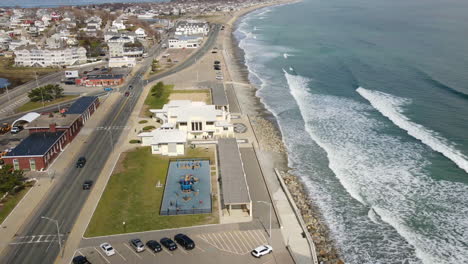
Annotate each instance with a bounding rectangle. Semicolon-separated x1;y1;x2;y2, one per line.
151;82;164;98
0;165;24;194
28;84;64;102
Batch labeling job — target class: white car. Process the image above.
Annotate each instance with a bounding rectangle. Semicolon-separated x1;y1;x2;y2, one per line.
100;242;115;256
251;245;273;258
216;76;224;80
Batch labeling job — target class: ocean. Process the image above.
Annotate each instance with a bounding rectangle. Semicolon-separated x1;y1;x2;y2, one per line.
234;0;468;263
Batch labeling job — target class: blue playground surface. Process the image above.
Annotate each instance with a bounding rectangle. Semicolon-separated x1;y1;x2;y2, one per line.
160;159;212;215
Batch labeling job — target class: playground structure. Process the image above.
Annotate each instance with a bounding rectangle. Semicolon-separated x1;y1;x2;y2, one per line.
161;159;211;215
179;174;199;192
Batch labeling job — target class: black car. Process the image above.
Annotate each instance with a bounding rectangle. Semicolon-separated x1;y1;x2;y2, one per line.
129;85;133;90
160;237;177;251
214;66;221;70
82;180;93;190
76;157;86;168
214;61;221;65
72;255;91;264
146;240;162;253
174;234;195;250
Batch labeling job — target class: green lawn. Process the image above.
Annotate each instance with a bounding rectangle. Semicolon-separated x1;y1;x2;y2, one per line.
84;147;217;237
143;84;174;112
16;95;78;113
0;186;32;224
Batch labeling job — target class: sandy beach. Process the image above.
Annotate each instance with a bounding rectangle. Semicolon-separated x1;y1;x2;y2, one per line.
222;1;343;263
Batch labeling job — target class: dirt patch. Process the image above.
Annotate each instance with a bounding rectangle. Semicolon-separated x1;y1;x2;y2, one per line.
113;152;128;174
169;91;210;103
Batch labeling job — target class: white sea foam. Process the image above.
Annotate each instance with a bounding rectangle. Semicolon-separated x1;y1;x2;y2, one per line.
357;87;468;174
285;72;468;264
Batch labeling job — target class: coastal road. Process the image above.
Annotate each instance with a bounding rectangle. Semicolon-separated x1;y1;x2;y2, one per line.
0;25;220;264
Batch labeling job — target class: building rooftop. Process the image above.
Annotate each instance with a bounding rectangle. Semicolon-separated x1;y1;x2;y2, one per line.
6;131;64;157
27;113;80;128
66;96;99;114
85;74;124;80
138;128;187;144
217;138;251;205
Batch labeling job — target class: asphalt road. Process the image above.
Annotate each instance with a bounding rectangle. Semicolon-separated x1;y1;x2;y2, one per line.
0;25;220;264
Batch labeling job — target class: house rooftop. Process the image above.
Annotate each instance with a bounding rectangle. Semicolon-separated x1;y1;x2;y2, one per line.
138;128;187;144
6;131;64;157
27;113;80;128
66;96;98;114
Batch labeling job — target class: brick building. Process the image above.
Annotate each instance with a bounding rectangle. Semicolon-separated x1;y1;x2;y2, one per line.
75;74;124;87
3;96;100;171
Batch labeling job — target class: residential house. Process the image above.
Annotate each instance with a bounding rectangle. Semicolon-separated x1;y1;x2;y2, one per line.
135;28;146;39
138;128;187;156
14;45;87;67
168;36;202;49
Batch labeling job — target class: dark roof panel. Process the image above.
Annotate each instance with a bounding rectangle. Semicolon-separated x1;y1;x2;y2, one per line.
6;131;64;157
66;96;98;114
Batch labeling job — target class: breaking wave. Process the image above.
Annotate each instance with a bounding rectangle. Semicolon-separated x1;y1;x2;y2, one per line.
357;87;468;174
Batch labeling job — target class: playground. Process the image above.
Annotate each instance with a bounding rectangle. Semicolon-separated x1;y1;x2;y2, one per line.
160;159;212;215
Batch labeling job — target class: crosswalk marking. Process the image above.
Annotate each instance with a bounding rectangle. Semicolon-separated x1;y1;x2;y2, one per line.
10;234;64;245
198;229;267;255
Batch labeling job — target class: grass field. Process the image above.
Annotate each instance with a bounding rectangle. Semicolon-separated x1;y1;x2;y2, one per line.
15;95;78;113
84;146;217;237
0;186;32;225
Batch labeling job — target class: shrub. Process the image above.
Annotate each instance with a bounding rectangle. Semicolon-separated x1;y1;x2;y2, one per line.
138;120;148;124
129;139;141;144
142;126;156;131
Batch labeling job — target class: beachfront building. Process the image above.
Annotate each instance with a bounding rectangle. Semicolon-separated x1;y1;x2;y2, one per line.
108;42;144;58
150;100;233;140
104;32;136;43
175;21;209;36
108;56;136;68
13;45;87;67
138;128;187;156
168;36;202;49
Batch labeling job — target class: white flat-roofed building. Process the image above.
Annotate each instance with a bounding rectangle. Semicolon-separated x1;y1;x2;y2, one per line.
168;36;202;49
135;28;146;39
150;100;233;140
14;45;87;67
138;128;187;156
108;56;136;68
175;21;209;36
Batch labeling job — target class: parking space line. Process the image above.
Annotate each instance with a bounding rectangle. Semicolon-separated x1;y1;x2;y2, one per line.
222;232;239;254
228;232;244;254
208;233;224;251
196;244;206;252
147;249;156;256
162;248;173;256
95;247;111;264
234;231;249;253
114;248;127;261
77;250;84;256
250;229;263;245
179;247;188;254
124;243;142;259
256;229;268;242
215;233;230;252
240;230;256;249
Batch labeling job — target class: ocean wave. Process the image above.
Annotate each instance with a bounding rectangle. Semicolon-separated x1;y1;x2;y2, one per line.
357;87;468;174
285;72;468;263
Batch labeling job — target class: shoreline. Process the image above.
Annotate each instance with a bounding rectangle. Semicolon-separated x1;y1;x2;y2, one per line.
225;1;343;263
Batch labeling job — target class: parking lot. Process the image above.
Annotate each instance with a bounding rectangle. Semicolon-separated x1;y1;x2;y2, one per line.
73;222;290;264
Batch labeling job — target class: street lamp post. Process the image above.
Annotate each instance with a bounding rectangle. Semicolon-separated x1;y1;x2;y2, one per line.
257;200;272;239
41;216;62;256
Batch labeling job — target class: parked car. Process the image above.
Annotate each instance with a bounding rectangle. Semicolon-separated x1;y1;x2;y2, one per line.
174;234;195;250
146;240;162;253
82;180;93;190
214;61;221;65
251;245;273;258
72;255;91;264
100;243;115;256
104;87;113;92
160;237;177;251
214;66;221;70
130;238;145;252
76;157;86;168
216;76;223;80
211;50;217;54
129;85;133;90
10;126;22;134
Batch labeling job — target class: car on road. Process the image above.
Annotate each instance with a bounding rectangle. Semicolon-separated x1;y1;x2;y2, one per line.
146;240;162;253
124;91;130;97
214;61;221;65
216;76;223;80
130;238;145;252
129;85;133;90
82;180;93;190
76;157;86;168
72;255;91;264
211;50;218;54
174;234;195;250
214;65;221;70
160;237;177;251
251;245;273;258
10;126;22;134
104;87;113;92
100;242;115;256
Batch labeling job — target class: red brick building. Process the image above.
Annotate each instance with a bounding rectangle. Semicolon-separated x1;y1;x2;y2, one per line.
75;74;124;87
3;96;100;171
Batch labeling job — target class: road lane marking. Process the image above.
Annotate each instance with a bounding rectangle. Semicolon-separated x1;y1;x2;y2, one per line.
95;247;111;264
114;248;127;261
124;243;142;259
